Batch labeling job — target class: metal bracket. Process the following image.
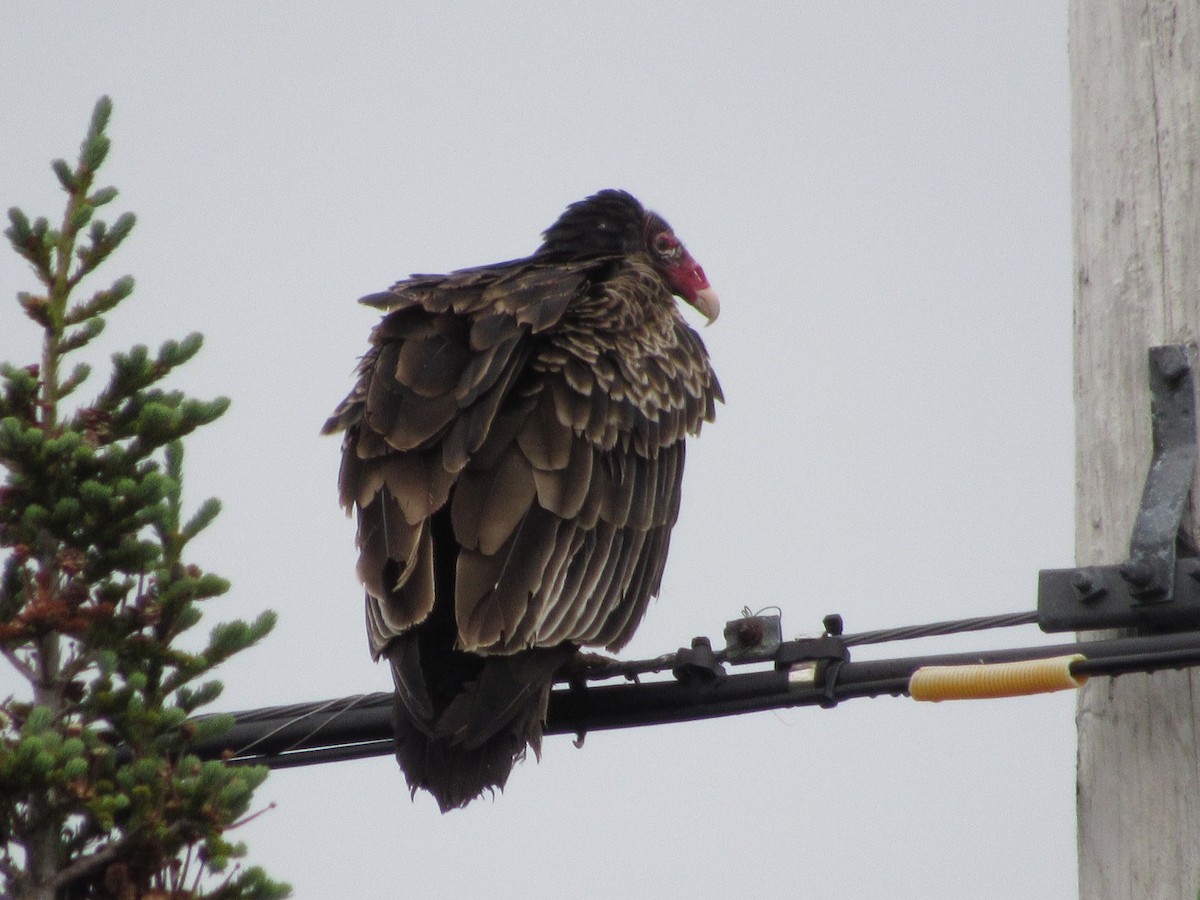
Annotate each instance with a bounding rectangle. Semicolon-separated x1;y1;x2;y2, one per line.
1038;344;1199;633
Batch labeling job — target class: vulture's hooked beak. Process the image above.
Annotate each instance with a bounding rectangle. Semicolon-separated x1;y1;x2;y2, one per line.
692;285;720;325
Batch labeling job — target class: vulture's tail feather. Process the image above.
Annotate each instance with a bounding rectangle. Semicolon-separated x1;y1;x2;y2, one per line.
386;638;574;812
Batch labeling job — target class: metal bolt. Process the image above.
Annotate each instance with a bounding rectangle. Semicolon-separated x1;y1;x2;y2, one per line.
1071;570;1095;594
1157;348;1192;383
728;618;764;648
1071;567;1107;604
1119;560;1155;588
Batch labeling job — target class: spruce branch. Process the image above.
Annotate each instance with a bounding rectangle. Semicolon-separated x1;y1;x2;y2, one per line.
1;97;287;898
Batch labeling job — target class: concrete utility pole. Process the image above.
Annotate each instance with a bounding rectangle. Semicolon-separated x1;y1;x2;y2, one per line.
1072;1;1200;897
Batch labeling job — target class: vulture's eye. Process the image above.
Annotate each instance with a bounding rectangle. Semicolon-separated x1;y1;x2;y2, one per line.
651;232;679;257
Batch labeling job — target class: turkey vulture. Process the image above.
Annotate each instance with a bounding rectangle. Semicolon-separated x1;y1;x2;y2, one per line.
323;190;721;810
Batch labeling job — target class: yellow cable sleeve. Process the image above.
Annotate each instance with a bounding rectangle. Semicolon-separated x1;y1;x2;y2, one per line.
909;654;1087;702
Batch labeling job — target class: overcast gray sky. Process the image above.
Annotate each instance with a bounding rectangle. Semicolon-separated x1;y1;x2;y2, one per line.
1;4;1075;897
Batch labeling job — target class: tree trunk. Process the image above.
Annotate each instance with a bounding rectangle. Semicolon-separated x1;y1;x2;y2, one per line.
1072;1;1200;897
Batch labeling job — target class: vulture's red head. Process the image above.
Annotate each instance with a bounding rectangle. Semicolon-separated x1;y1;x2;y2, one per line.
537;189;720;323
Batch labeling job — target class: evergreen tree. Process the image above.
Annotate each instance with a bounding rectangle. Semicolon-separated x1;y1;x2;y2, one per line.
0;98;288;898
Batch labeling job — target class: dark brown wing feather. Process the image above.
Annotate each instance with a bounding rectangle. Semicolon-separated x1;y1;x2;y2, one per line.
324;253;720;809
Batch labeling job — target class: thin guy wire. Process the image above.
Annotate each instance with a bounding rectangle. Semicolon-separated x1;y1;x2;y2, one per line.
839;610;1040;646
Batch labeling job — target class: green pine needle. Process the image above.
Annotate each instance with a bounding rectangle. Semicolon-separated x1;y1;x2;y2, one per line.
1;97;286;898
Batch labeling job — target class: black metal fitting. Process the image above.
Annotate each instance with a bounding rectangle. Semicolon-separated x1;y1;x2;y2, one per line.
774;632;851;708
774;635;850;670
1038;344;1199;633
672;637;726;684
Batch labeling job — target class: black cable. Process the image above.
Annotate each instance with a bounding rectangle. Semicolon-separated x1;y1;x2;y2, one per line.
1070;645;1200;679
190;625;1200;770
